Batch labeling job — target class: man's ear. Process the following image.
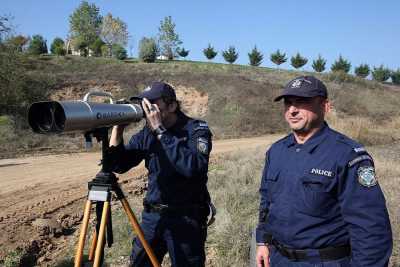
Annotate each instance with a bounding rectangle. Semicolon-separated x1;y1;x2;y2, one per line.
323;99;331;114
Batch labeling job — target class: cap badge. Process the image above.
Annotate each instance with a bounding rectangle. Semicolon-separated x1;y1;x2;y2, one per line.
291;78;313;89
144;86;151;92
291;79;302;88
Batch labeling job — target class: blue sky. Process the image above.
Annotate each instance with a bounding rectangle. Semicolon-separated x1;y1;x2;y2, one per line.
3;0;399;72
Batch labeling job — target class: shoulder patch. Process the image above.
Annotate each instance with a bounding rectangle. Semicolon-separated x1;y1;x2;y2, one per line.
357;166;377;187
197;137;209;154
348;155;373;167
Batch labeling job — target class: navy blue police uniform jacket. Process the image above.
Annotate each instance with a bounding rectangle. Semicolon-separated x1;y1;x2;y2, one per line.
256;122;392;266
110;112;212;206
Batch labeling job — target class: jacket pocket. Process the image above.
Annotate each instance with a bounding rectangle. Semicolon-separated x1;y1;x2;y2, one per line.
296;176;336;217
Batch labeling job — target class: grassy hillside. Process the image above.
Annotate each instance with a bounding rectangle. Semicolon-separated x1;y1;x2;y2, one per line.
1;55;400;158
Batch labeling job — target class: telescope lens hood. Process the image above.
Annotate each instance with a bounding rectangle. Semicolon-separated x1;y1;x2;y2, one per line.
28;101;66;134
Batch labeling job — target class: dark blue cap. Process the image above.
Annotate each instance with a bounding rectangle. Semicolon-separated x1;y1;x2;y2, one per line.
274;76;328;102
131;81;176;101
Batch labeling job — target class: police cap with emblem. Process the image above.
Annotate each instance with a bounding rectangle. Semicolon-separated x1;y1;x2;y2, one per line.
131;81;177;101
274;75;328;102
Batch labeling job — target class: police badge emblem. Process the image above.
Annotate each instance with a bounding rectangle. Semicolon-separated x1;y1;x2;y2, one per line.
197;137;209;154
357;166;377;187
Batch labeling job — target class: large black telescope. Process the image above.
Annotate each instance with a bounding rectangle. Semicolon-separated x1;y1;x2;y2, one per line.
28;91;143;134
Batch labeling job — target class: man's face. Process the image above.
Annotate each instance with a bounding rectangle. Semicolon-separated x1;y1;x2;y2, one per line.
283;96;328;133
150;98;176;123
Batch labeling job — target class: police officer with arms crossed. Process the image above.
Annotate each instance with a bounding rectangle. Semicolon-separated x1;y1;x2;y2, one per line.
256;76;392;266
109;81;213;267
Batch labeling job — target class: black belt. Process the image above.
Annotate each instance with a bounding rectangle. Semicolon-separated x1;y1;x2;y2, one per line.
271;239;351;261
143;201;207;216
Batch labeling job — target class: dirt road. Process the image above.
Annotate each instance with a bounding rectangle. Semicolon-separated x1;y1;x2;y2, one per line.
0;135;280;265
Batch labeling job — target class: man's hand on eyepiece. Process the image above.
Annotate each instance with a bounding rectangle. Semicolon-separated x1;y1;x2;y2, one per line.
142;98;162;131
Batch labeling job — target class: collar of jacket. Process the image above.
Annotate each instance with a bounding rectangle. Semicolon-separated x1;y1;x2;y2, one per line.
284;122;330;154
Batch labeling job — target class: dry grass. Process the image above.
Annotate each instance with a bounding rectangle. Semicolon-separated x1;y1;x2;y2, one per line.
369;146;400;267
326;111;400;146
206;149;265;266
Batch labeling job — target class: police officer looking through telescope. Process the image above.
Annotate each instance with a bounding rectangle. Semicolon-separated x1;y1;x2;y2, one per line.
109;81;212;267
255;76;392;266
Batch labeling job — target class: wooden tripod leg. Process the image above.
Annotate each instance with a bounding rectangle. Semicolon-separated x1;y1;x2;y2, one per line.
74;200;92;267
120;198;161;267
88;229;97;261
93;201;109;267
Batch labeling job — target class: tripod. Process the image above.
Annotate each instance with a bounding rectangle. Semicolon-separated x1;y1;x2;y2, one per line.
74;128;160;267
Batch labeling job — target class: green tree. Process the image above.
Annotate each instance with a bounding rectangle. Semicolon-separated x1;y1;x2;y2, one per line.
158;16;182;60
222;46;238;64
177;47;189;58
4;35;29;52
101;44;109;57
312;55;326;72
69;1;102;53
27;34;48;55
100;13;129;57
331;55;351;73
112;44;127;60
138;37;158;63
50;37;65;55
391;69;400;85
89;37;105;57
203;44;217;60
74;37;88;56
354;64;370;78
248;46;263;66
371;65;391;82
270;49;287;69
290;52;308;69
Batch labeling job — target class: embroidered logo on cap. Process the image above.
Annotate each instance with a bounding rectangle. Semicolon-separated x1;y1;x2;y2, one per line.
291;79;302;88
291;78;312;88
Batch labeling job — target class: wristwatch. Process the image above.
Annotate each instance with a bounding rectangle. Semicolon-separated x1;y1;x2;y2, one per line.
154;125;167;140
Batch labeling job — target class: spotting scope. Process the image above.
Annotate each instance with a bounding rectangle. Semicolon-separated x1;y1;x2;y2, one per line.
28;91;143;134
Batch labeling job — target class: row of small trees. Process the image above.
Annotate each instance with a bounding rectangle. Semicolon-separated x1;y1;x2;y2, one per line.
137;41;400;83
